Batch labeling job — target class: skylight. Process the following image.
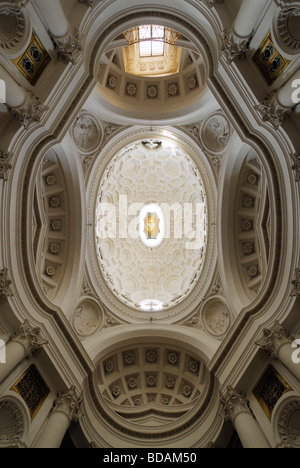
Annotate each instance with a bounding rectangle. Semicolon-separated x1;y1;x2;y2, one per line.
139;25;165;57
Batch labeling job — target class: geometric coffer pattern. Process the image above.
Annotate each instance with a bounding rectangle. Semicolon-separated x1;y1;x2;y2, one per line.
96;141;208;310
98;344;210;422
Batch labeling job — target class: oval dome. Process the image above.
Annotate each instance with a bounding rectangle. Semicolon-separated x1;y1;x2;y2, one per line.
95;139;208;312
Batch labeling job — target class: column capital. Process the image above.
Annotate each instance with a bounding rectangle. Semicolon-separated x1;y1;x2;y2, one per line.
11;320;48;356
8;90;48;129
11;0;31;8
53;30;82;65
290;154;300;183
78;0;96;7
291;268;300;296
255;91;292;129
220;386;251;423
0;151;13;182
52;386;83;423
201;0;224;8
220;31;249;64
256;321;291;358
0;268;13;298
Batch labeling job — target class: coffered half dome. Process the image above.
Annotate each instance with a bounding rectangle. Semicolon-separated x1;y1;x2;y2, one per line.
93;25;210;123
82;328;220;448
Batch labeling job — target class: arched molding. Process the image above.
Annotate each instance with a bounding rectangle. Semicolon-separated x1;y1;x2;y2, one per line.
0;2;32;58
0;395;29;448
82;5;220;81
272;4;300;58
85;125;218;323
229;147;270;303
22;139;87;313
86;323;219;365
272;392;300;448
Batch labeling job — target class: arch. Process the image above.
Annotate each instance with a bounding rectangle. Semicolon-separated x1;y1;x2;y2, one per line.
272;392;300;448
82;323;221;448
0;396;28;447
87;323;219;365
85;125;218;323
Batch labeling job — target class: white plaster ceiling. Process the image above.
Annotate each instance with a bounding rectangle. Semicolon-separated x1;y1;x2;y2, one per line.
95;140;208;311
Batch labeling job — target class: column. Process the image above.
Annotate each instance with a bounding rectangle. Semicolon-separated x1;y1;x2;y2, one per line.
221;0;269;63
0;64;47;128
276;68;300;108
255;68;300;128
256;321;300;382
0;64;28;109
0;320;48;384
233;0;269;39
34;386;82;448
221;386;271;448
34;0;81;64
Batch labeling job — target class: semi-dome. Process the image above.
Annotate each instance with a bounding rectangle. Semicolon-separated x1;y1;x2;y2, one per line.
93;24;209;123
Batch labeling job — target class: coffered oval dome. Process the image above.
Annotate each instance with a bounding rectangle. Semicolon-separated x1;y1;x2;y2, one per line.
95;139;208;313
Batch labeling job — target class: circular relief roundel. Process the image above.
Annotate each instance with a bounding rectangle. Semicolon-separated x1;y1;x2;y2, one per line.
72;113;102;154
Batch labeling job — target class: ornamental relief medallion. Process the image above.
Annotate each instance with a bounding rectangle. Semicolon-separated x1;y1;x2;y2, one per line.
72;113;102;154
